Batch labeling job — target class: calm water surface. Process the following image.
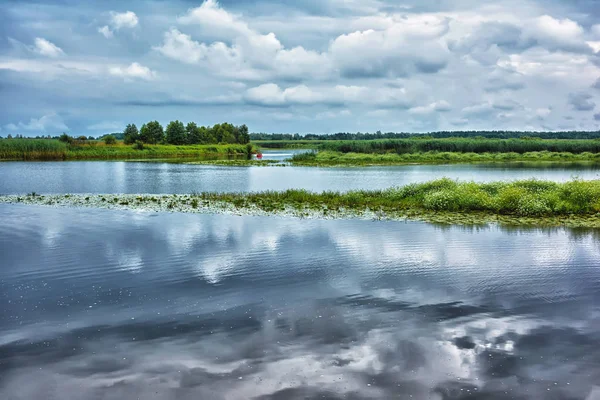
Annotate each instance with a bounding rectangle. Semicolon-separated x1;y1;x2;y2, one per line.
1;204;599;399
1;157;599;194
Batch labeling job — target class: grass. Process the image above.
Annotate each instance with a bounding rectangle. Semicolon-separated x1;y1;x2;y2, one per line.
5;179;600;228
184;159;283;166
0;139;256;161
0;139;68;160
289;150;600;166
192;179;600;217
317;138;600;154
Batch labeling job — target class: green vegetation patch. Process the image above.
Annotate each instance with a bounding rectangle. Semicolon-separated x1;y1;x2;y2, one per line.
4;179;600;228
289;150;600;166
0;139;256;161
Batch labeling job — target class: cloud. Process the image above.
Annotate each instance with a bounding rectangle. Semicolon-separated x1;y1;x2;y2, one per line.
178;0;249;38
99;11;139;38
4;0;600;133
569;92;596;111
536;108;552;118
4;113;68;133
109;62;156;81
33;38;64;58
154;29;210;64
110;11;138;30
595;113;600;121
159;2;328;81
523;15;589;53
492;99;523;111
86;121;123;131
98;26;114;39
409;101;451;115
244;83;414;108
329;15;450;77
462;102;495;117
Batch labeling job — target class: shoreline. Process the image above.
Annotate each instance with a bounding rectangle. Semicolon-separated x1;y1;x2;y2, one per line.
2;191;600;228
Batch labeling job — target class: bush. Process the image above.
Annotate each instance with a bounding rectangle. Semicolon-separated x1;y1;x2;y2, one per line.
58;133;73;144
132;140;144;150
104;135;117;145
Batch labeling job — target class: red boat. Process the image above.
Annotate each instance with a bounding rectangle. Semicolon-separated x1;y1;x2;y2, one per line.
257;152;263;159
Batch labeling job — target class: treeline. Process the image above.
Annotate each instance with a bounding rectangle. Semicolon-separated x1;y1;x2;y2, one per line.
251;130;600;141
319;138;600;155
119;122;250;145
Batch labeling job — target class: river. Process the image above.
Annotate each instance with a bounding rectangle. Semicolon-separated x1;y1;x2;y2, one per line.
1;204;599;399
1;152;599;194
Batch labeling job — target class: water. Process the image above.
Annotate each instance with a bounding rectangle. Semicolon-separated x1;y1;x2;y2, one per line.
1;204;599;399
1;156;599;195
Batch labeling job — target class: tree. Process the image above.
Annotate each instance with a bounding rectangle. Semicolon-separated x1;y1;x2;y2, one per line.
58;133;73;144
238;124;250;144
7;134;13;139
199;126;215;143
186;122;201;144
104;135;117;145
139;121;164;144
166;120;187;145
123;124;139;144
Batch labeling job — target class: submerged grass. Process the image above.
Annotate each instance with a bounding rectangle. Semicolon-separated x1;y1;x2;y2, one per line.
289;150;600;166
4;179;600;228
0;139;255;161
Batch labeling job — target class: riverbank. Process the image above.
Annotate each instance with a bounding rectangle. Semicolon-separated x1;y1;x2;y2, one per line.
0;139;255;161
288;150;600;166
3;179;600;228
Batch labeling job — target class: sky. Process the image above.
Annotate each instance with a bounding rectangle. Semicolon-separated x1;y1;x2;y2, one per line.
1;0;600;136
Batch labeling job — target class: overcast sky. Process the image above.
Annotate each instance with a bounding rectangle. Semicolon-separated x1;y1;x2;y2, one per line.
1;0;600;136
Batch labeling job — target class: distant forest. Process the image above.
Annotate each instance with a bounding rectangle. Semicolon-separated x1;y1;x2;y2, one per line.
251;131;600;141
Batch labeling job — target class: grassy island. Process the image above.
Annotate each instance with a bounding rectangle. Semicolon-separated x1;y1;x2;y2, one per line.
288;150;600;166
3;179;600;228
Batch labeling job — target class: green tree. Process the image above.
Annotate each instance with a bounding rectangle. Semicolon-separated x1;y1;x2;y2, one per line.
238;124;250;144
166;120;187;145
139;121;164;144
186;122;201;144
123;123;139;144
58;133;73;144
104;135;117;145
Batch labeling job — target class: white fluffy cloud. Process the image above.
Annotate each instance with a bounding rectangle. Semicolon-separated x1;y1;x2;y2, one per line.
110;11;138;30
244;83;414;108
109;62;156;81
98;26;114;39
523;15;589;53
330;15;450;77
33;38;64;58
4;113;68;132
409;101;452;115
99;11;138;38
3;0;600;134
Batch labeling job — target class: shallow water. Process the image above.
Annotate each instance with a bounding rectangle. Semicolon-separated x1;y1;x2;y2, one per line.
1;204;599;399
1;153;599;194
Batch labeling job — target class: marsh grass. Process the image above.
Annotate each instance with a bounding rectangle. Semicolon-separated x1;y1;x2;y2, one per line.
0;139;255;161
190;179;600;218
317;138;600;154
0;139;68;160
5;178;600;227
290;150;600;166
